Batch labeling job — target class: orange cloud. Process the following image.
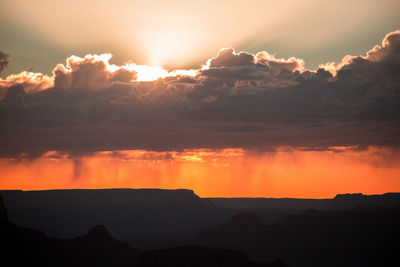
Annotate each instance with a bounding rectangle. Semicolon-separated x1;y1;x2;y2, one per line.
0;71;53;98
1;147;399;198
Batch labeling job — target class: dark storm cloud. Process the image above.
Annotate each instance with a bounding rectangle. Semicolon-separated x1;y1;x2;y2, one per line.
0;31;400;157
0;51;9;73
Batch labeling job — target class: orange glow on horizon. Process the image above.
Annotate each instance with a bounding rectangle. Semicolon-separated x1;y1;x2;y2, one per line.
1;147;399;198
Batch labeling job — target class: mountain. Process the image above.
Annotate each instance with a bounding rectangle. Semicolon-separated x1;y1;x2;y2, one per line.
3;189;399;266
208;192;400;211
1;194;140;266
0;193;287;267
0;189;229;241
0;193;7;221
3;189;400;251
186;209;400;267
327;192;400;210
207;197;330;210
134;246;288;267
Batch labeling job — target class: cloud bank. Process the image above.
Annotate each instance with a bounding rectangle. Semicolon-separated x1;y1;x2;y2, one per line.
0;30;399;157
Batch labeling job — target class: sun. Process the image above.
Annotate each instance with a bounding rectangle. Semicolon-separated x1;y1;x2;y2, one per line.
131;65;168;82
123;63;198;82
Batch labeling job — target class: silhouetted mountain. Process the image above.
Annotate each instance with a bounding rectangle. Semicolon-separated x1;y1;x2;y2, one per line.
1;216;139;266
3;189;400;253
0;194;7;221
207;197;330;210
327;192;400;210
48;225;140;267
3;189;400;266
0;193;283;267
134;246;288;267
186;209;400;267
0;189;229;241
208;192;400;211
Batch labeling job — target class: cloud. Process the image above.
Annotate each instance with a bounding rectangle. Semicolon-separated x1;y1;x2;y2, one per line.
0;71;53;99
319;30;400;78
207;48;254;68
255;51;305;74
0;51;9;73
203;48;305;79
0;30;399;157
53;54;137;90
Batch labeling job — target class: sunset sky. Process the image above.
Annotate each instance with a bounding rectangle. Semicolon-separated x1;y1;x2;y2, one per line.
0;0;399;197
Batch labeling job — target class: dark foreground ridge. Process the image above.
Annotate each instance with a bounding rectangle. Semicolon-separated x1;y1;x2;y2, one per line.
186;209;400;267
1;189;400;266
134;246;288;267
0;193;286;267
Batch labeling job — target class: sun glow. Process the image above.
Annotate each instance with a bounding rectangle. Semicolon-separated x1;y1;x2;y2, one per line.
104;53;198;82
124;64;198;82
144;29;189;66
126;64;168;82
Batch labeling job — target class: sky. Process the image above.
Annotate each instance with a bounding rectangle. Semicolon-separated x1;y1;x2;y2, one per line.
0;0;399;197
1;0;400;74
